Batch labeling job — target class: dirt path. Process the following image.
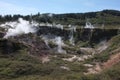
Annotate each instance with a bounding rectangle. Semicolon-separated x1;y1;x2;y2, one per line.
84;52;120;75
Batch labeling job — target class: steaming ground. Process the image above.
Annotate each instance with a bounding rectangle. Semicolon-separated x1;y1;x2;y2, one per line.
0;18;38;38
0;19;97;54
0;17;120;80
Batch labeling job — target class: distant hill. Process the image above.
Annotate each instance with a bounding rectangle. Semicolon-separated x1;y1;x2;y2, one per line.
0;9;120;27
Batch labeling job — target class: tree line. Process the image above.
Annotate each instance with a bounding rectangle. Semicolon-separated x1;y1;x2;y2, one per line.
0;9;120;25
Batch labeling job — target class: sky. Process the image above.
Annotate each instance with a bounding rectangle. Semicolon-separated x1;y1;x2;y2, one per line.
0;0;120;15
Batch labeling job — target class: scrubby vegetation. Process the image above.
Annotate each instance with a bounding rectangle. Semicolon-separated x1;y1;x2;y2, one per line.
87;34;120;63
0;9;120;28
0;9;120;80
0;34;120;80
81;63;120;80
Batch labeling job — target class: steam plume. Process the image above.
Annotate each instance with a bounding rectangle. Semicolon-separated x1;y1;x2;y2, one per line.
85;21;94;29
69;25;76;45
55;36;66;53
0;18;38;38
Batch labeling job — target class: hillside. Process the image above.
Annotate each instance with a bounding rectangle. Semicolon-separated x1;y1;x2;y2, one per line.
0;9;120;80
0;31;120;80
0;10;120;28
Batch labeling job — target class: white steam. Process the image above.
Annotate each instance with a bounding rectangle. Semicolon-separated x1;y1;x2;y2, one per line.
0;18;38;38
55;37;66;53
56;24;63;30
69;25;76;45
41;35;52;49
97;40;108;53
85;21;94;29
41;35;66;54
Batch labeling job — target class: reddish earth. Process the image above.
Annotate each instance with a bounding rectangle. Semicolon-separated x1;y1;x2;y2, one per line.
102;52;120;69
85;51;120;75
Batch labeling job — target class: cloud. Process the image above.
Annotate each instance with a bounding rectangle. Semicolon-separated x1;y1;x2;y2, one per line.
0;1;39;15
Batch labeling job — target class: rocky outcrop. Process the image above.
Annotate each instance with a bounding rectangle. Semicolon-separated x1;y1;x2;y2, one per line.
9;33;50;57
0;39;26;54
0;31;4;38
37;26;119;45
